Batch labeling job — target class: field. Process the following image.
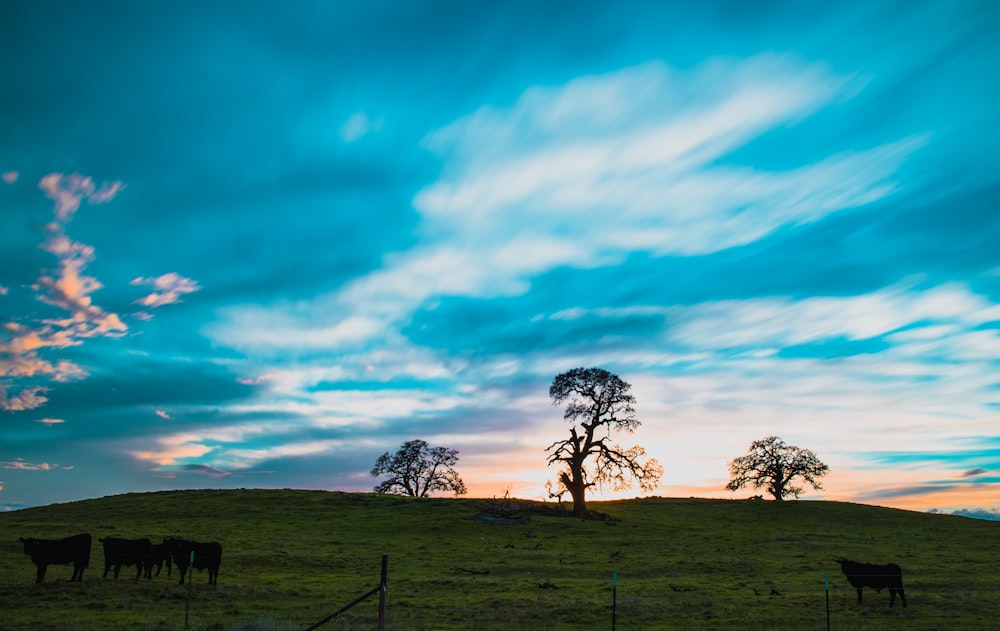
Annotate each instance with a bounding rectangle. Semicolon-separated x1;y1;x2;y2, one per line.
0;489;997;630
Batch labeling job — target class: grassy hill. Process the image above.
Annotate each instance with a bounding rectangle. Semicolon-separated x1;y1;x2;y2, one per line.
0;489;996;630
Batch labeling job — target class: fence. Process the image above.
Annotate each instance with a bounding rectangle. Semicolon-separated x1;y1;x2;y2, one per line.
304;555;388;631
343;565;995;630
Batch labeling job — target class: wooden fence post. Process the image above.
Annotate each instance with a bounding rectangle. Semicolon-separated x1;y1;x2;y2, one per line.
611;570;617;631
825;572;831;631
184;550;194;630
378;555;388;631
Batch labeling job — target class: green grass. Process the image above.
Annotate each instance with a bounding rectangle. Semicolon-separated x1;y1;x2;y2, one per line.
1;489;996;630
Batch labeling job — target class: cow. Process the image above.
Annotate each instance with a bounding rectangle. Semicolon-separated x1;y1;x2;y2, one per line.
20;533;92;583
148;541;173;577
836;558;907;607
166;537;222;585
99;537;154;579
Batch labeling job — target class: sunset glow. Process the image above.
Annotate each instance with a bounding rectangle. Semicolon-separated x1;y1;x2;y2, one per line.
1;1;998;519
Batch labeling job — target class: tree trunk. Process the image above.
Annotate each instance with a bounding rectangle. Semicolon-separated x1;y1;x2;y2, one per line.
562;469;588;515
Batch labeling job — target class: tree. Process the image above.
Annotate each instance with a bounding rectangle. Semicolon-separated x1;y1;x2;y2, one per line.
725;435;829;501
370;439;467;497
545;367;663;515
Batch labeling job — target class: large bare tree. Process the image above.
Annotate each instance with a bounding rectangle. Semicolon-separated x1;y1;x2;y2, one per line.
371;439;467;497
546;367;663;515
726;435;829;500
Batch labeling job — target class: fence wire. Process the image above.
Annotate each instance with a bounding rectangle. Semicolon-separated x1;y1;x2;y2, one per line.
330;569;995;631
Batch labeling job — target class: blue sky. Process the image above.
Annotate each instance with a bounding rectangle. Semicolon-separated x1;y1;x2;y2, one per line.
2;0;999;518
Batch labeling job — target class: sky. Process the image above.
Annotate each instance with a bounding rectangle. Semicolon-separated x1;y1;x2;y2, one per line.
2;1;999;519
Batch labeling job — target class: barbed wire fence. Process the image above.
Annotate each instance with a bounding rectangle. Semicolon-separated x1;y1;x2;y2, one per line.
320;562;996;631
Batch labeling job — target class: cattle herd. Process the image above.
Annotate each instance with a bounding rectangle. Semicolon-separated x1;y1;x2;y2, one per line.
19;533;222;585
19;534;908;609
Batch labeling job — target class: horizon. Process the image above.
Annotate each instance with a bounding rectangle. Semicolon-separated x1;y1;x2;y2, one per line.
3;485;996;523
2;1;999;521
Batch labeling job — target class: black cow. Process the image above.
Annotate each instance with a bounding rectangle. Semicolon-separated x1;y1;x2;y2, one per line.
836;558;907;607
20;533;92;583
166;537;222;585
149;541;173;577
99;537;154;579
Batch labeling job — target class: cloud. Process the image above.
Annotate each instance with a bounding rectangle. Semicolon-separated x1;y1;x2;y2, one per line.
340;111;382;142
940;508;1000;521
236;372;281;386
210;55;921;361
36;418;65;426
183;464;231;478
0;286;8;295
34;232;128;340
37;173;124;222
155;409;171;420
1;458;72;471
415;56;906;261
130;440;213;467
665;282;998;352
1;172;186;413
0;386;49;411
214;440;350;470
961;468;988;478
2;171;17;184
130;273;201;309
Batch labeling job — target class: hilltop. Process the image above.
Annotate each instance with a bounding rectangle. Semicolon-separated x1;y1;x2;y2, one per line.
1;489;996;630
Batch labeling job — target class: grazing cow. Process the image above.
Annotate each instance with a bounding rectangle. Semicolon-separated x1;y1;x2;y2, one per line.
99;537;154;579
166;537;222;585
149;541;173;577
20;533;92;583
836;558;907;607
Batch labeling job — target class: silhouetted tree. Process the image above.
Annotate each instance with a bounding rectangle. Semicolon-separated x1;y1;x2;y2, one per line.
726;435;829;500
371;439;467;497
546;367;663;515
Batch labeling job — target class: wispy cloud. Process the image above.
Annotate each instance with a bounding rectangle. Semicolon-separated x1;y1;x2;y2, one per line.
340;111;382;143
36;418;65;426
211;56;921;362
130;439;213;467
183;464;231;478
130;273;201;309
1;174;201;412
154;409;171;420
0;174;129;410
0;386;49;412
663;282;998;351
937;508;1000;520
37;173;124;222
236;372;281;386
2;458;73;471
1;171;16;184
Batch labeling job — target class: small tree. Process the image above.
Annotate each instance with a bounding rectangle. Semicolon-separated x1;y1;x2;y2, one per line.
371;439;467;497
546;367;663;515
726;435;829;500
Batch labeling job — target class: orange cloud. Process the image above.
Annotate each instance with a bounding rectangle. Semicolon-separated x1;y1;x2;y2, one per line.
37;173;124;222
0;171;130;414
130;273;201;309
130;440;213;466
1;458;71;471
0;386;49;412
